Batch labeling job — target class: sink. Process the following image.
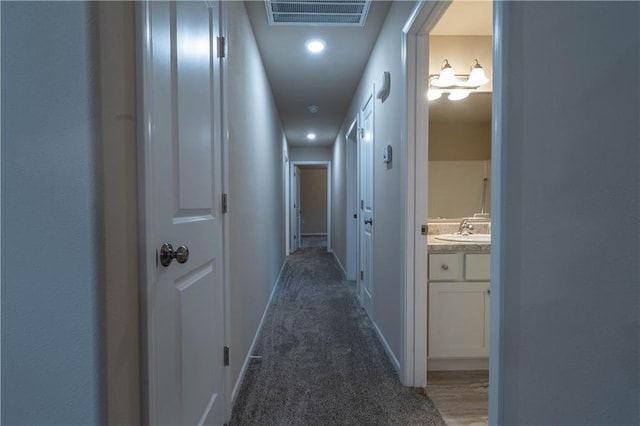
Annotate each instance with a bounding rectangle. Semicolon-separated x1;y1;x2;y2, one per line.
435;233;491;243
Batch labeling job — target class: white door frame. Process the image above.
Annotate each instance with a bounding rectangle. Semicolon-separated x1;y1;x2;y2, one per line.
290;161;332;252
345;118;359;281
284;150;291;255
400;1;451;387
218;0;233;420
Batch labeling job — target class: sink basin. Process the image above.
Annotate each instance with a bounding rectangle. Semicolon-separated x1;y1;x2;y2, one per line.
435;233;491;243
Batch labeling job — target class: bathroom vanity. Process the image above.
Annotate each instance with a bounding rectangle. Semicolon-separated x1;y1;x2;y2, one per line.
427;223;491;371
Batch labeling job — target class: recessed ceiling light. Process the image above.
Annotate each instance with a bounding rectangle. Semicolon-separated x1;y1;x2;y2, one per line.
305;39;325;54
307;105;320;113
307;133;317;140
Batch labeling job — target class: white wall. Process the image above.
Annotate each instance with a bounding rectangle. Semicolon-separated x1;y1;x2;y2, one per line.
289;146;333;162
1;2;103;423
332;1;416;365
226;1;288;393
429;161;491;218
492;2;639;424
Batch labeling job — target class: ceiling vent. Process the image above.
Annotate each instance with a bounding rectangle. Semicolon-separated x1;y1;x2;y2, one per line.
265;0;371;26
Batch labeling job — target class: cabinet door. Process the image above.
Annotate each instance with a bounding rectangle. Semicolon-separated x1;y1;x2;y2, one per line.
429;282;490;358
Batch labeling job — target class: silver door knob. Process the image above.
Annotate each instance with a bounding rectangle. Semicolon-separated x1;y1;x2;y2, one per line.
160;243;190;267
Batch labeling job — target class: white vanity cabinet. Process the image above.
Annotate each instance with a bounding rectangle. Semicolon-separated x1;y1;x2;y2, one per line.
428;252;490;368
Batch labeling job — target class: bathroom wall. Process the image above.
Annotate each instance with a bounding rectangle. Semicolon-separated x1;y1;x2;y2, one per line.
429;160;491;218
429;122;491;160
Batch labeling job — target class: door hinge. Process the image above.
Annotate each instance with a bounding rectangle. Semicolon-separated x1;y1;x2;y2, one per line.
223;346;229;366
360;200;364;210
421;224;428;235
359;128;365;139
222;193;228;214
217;36;226;58
360;270;364;280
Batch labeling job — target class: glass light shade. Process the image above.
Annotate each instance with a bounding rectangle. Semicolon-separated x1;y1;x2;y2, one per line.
448;90;470;101
466;60;489;87
427;90;442;101
467;67;488;87
432;60;458;87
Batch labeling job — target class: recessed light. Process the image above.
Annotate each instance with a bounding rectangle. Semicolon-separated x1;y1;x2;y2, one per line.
307;133;317;140
307;105;320;113
305;39;325;54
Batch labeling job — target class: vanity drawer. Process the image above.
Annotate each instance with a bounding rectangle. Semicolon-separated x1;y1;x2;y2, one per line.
465;253;491;280
429;254;459;281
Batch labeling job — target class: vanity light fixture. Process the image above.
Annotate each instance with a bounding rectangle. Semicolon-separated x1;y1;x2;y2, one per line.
428;58;489;101
305;39;325;54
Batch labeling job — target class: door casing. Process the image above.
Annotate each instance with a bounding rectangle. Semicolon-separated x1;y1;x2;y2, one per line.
290;161;332;253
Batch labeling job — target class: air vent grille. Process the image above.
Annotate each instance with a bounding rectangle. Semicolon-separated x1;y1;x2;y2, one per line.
265;0;371;26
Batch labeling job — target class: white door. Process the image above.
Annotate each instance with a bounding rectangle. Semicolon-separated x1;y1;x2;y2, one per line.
346;122;358;281
139;1;225;424
359;94;374;317
291;166;302;251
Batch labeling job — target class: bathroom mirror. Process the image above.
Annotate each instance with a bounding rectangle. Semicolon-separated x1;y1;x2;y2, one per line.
428;92;492;220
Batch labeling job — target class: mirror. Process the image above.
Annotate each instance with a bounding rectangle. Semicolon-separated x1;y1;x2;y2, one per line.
428;92;492;220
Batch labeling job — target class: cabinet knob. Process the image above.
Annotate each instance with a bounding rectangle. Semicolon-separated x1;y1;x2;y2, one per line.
441;264;449;271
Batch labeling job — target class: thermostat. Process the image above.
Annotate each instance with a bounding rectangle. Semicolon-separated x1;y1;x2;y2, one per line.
383;144;392;163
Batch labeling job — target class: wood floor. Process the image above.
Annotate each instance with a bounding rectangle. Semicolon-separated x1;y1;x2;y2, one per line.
426;371;489;426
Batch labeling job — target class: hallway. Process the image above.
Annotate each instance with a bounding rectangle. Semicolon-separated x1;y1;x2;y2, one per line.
230;248;444;425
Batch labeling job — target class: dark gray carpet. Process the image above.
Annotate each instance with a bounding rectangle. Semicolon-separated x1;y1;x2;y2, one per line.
299;235;327;248
230;247;445;425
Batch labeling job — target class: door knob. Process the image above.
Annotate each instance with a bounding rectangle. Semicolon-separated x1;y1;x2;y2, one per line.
364;218;373;225
159;243;190;267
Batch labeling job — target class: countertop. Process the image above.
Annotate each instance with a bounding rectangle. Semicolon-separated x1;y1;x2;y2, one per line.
427;235;491;252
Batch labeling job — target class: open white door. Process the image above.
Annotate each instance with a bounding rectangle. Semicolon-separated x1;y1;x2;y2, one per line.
290;165;302;252
359;93;375;318
139;1;226;424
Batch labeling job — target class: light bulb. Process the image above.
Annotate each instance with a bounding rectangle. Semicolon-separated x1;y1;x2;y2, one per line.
307;132;317;140
305;39;325;54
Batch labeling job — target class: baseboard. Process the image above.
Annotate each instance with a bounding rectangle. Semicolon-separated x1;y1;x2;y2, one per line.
231;261;286;404
328;249;347;279
372;322;401;373
427;357;489;371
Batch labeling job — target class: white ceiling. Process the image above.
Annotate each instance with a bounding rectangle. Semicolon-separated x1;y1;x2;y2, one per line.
245;0;493;147
245;1;392;147
431;0;493;36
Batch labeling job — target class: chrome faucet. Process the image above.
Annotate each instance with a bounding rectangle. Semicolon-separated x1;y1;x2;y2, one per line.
457;218;474;235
